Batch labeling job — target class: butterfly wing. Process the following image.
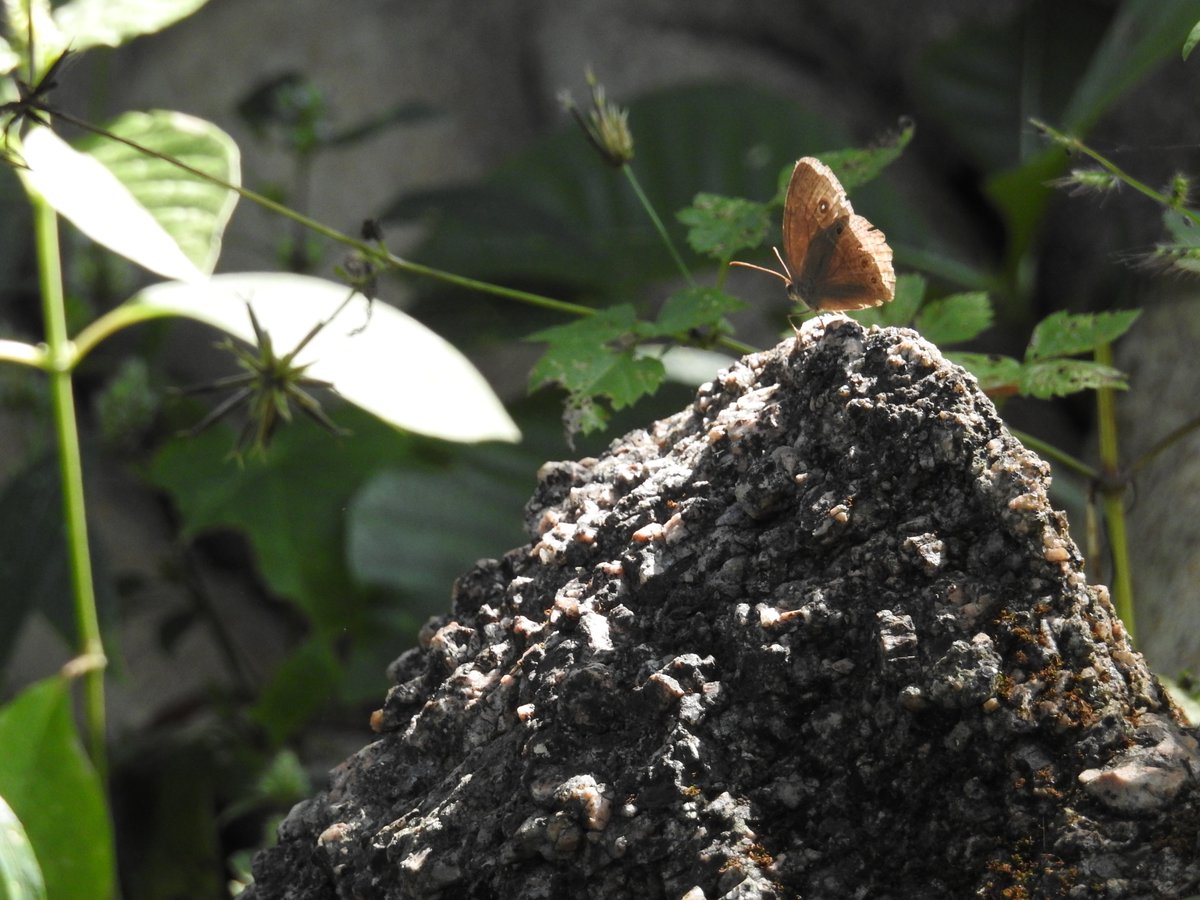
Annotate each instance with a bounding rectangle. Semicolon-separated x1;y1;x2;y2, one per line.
803;214;896;311
782;157;852;283
784;157;895;311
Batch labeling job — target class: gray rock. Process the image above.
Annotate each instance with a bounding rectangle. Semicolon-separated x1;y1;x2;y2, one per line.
245;316;1200;899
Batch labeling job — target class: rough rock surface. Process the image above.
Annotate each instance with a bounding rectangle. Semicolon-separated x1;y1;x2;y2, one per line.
245;317;1200;899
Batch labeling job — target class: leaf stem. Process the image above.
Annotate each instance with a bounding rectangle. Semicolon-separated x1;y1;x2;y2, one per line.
31;191;108;775
622;166;696;287
1032;118;1200;228
1008;427;1097;480
1094;340;1134;636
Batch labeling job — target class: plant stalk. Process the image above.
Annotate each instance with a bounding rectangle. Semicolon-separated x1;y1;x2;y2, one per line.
32;193;108;775
1094;341;1134;637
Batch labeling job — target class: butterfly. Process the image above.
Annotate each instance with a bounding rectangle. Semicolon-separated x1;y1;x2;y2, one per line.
731;156;895;311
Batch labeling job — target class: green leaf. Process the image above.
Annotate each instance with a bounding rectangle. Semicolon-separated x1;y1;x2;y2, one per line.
676;193;769;260
0;678;113;900
527;305;637;394
52;0;210;51
650;286;746;337
851;272;926;329
1063;0;1200;131
131;273;520;443
948;352;1022;394
590;352;665;410
1018;358;1128;399
915;292;993;345
19;126;205;282
816;120;916;190
347;450;533;601
147;406;414;627
0;794;45;900
77;111;240;275
1025;309;1141;361
1185;19;1200;59
249;638;341;746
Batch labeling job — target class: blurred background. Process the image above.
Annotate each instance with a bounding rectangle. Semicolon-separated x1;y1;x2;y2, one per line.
3;0;1200;895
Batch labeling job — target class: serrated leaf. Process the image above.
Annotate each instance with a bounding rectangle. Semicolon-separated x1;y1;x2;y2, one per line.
815;121;915;191
915;291;993;345
1019;358;1128;399
1025;309;1141;361
53;0;210;51
527;305;636;394
590;351;665;410
0;678;113;900
676;193;769;260
850;272;926;329
132;273;520;443
649;286;746;337
947;352;1022;394
77;111;240;275
19;126;205;282
0;794;45;900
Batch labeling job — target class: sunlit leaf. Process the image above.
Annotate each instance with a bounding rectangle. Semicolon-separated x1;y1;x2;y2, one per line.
53;0;210;51
948;352;1022;394
915;291;993;345
1025;309;1141;361
677;193;769;260
19;126;205;283
1019;358;1128;398
132;273;521;443
0;794;45;900
77;110;240;275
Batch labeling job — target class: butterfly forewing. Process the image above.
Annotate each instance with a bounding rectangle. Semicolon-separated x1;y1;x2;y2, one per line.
781;158;852;275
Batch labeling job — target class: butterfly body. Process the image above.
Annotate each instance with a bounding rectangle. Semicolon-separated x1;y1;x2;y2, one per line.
733;157;895;312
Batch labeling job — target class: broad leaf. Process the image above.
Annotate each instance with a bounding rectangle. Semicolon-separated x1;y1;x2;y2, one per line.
53;0;210;51
347;454;532;601
0;678;113;900
19;126;205;283
77;110;240;275
0;794;45;900
132;273;521;443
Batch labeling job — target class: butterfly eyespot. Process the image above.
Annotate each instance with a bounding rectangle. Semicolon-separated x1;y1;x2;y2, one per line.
818;200;829;214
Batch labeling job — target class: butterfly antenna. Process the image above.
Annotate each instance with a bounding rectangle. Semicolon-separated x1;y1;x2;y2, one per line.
729;247;792;284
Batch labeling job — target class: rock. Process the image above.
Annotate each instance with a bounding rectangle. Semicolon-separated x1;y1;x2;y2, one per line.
244;316;1200;899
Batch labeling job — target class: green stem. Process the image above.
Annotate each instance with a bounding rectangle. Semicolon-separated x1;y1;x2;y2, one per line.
53;107;761;368
32;192;108;774
1032;119;1200;228
622;166;695;287
1094;340;1134;637
1008;427;1097;480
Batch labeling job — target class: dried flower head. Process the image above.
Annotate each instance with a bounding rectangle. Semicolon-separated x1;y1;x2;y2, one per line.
560;68;633;168
177;302;347;458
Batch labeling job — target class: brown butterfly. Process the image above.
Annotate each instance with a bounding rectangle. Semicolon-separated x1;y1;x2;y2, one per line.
731;157;896;311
